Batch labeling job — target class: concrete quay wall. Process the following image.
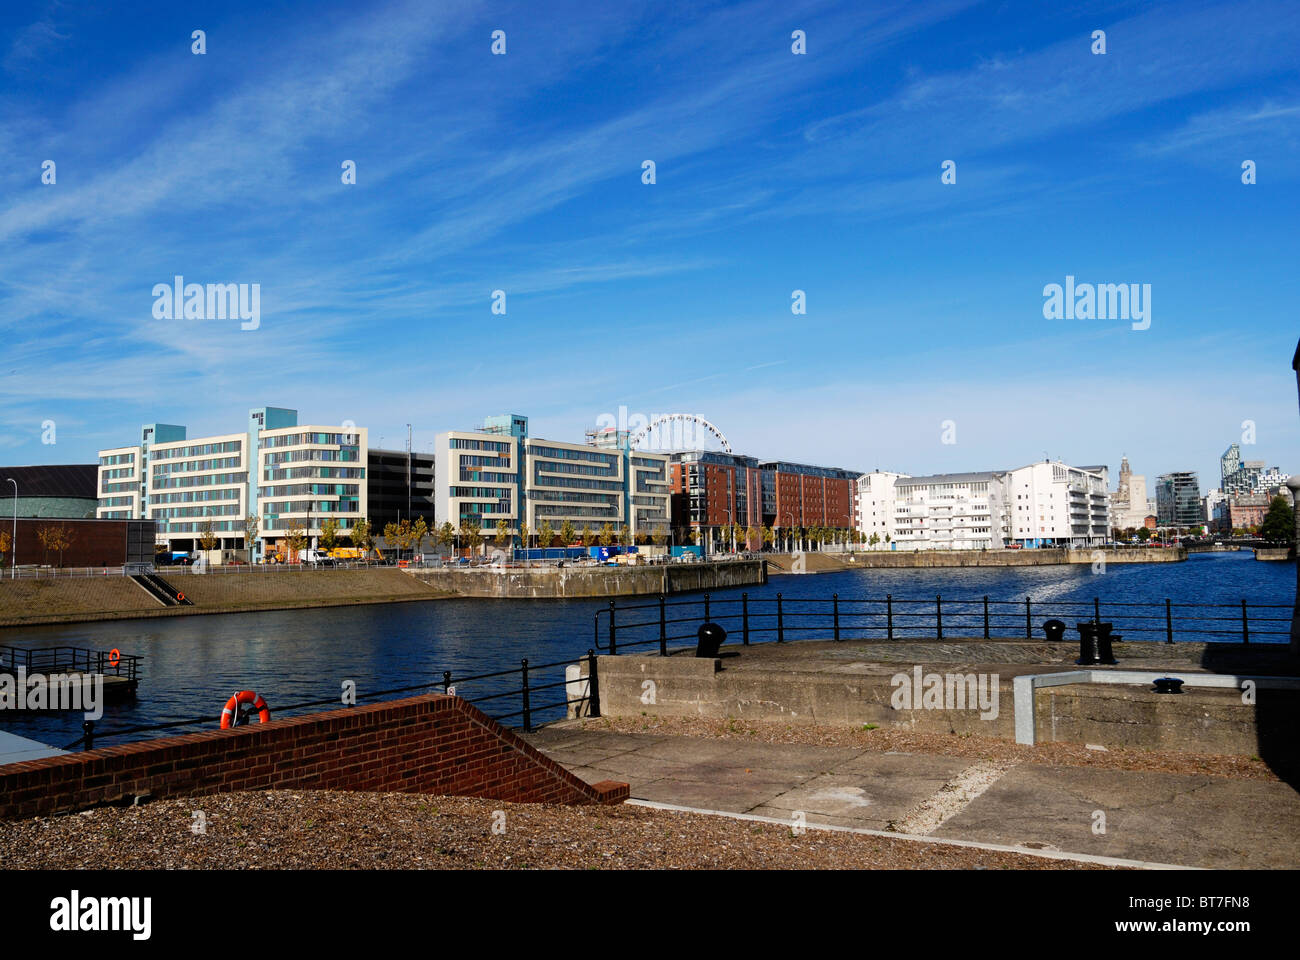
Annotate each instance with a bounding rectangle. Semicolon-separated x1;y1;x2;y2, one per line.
768;547;1184;572
590;645;1297;758
407;560;766;599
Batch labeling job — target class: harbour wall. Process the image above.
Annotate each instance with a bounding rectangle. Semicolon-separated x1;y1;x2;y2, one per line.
407;559;767;599
767;547;1185;573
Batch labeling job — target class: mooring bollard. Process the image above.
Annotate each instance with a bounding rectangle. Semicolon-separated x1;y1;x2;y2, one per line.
587;649;600;717
696;622;726;658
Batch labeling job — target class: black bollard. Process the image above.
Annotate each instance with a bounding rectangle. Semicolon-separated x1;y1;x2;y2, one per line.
696;622;727;658
1075;621;1101;664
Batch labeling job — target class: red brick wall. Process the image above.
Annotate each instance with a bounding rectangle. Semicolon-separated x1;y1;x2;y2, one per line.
0;694;627;819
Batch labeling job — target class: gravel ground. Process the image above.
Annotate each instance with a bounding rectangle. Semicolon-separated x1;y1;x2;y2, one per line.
572;715;1281;781
0;790;1115;870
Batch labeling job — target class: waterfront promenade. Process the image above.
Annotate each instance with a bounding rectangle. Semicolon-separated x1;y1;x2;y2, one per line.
523;718;1300;869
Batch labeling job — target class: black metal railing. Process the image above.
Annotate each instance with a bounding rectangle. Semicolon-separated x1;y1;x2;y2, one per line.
58;651;599;752
0;645;142;683
592;593;1293;654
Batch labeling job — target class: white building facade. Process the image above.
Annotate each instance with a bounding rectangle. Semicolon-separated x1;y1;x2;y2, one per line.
855;471;907;545
96;407;368;559
1004;461;1109;547
892;472;1009;551
855;461;1111;549
434;414;670;547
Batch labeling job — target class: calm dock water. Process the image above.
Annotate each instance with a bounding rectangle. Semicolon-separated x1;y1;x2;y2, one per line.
0;552;1293;749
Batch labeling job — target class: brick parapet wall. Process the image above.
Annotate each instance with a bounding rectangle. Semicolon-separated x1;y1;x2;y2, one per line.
0;694;627;819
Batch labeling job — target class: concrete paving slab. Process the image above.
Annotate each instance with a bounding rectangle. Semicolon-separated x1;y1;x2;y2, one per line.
761;763;965;824
530;727;1298;868
626;737;748;763
532;744;645;767
833;751;970;780
746;804;894;831
713;742;866;772
630;777;789;813
585;754;698;781
933;764;1300;869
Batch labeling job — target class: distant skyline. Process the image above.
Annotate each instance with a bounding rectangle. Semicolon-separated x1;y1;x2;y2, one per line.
1;0;1297;491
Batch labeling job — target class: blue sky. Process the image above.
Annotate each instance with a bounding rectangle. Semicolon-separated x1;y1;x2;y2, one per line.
1;0;1297;491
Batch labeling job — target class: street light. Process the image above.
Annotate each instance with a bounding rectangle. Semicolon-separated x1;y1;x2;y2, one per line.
5;477;15;579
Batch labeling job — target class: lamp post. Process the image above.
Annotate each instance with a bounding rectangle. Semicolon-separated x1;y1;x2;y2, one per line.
6;477;15;579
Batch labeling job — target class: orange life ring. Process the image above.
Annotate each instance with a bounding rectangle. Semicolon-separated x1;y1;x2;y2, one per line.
220;690;271;728
176;592;185;602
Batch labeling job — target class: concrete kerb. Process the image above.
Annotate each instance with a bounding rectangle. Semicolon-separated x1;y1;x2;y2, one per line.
625;799;1200;870
1013;670;1300;745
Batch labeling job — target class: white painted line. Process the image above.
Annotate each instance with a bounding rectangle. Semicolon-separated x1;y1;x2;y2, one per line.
1013;670;1300;746
625;798;1201;870
892;761;1016;836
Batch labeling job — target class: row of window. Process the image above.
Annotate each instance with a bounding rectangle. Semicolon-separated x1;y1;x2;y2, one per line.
263;449;359;465
261;433;358;448
263;466;366;481
452;438;511;453
152;440;241;460
153;456;242;475
152;489;241;504
256;484;360;498
152;472;246;490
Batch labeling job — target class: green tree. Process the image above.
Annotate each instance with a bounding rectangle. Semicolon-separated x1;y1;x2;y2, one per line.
350;517;373;558
437;521;456;555
244;513;259;563
411;516;429;556
1136;527;1150;542
652;525;668;547
869;532;880;548
1260;495;1295;543
199;518;218;553
383;520;406;559
560;520;576;545
320;517;340;550
518;521;529;550
579;524;593;546
598;522;614;547
538;520;555;548
286;521;308;562
495;519;510;548
460;519;483;557
762;525;775;551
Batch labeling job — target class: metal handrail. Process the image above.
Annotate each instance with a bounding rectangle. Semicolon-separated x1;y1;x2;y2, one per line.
593;592;1290;652
63;650;600;751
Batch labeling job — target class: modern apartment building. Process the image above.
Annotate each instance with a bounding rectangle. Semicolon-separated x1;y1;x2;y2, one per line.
855;470;908;542
891;471;1009;550
1156;471;1203;528
669;452;859;549
855;460;1110;549
434;414;670;545
1004;461;1110;547
668;451;762;547
97;407;369;558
